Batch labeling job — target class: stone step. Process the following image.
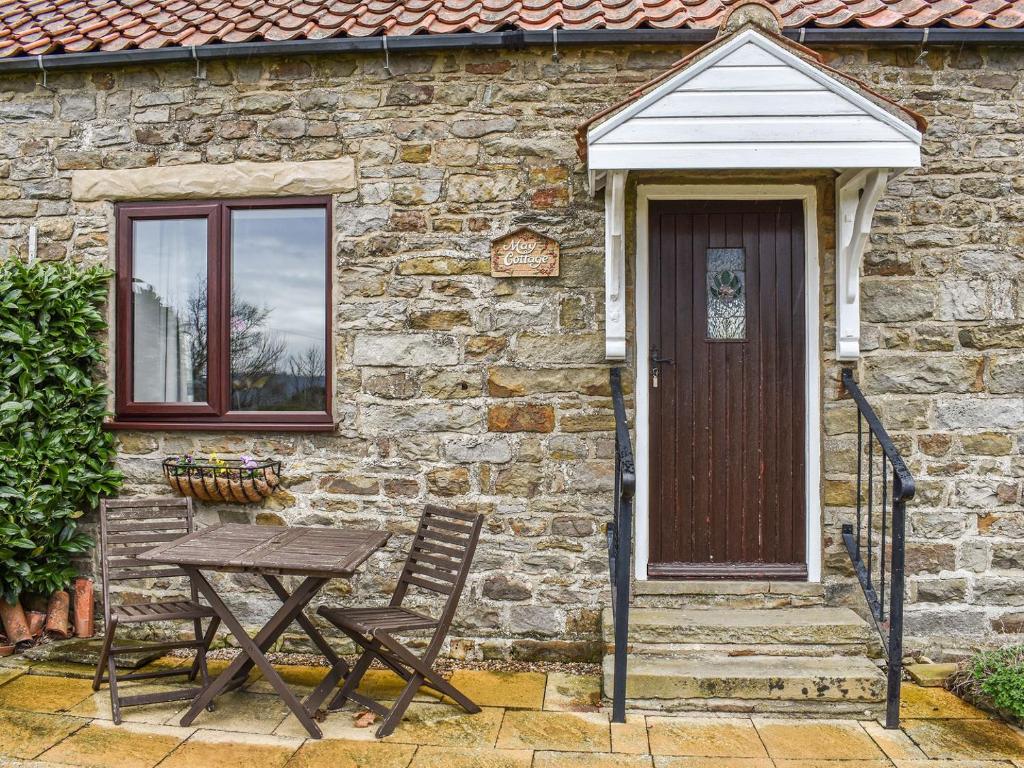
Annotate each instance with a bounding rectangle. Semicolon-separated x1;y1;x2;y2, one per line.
602;654;886;715
603;606;880;649
607;641;880;659
632;580;825;609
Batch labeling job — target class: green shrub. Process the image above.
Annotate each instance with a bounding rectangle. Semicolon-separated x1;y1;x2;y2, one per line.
0;259;122;602
955;645;1024;719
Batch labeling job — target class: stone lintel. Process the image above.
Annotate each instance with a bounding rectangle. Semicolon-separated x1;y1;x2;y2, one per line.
71;158;355;202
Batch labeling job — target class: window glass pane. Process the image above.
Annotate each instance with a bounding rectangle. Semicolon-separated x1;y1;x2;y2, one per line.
230;208;327;411
132;218;208;402
706;247;746;340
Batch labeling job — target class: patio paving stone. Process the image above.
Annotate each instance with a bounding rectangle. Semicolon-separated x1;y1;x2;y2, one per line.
443;670;545;709
69;685;197;725
0;709;85;759
905;663;958;688
37;721;182;768
0;674;95;714
384;702;505;747
647;716;767;757
543;672;602;712
284;738;416;768
863;719;928;760
894;761;1017;767
409;745;533;767
533;751;653;767
496;710;611;752
23;662;102;680
900;685;989;720
275;709;381;741
283;702;503;746
246;664;328;694
0;668;25;686
0;654;33;669
158;729;300;768
361;669;445;703
771;761;894;767
170;690;290;734
611;714;649;753
901;719;1024;761
754;719;885;760
653;758;773;767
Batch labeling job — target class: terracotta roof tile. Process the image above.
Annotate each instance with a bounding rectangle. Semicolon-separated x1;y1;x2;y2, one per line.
0;0;1019;58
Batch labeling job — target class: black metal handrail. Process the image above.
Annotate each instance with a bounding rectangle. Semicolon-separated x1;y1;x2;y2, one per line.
608;367;635;724
841;368;916;729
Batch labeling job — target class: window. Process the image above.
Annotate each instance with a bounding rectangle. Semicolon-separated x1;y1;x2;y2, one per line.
705;247;746;341
113;198;332;430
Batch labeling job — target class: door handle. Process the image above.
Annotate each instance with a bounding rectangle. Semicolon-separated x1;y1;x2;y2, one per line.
650;347;673;388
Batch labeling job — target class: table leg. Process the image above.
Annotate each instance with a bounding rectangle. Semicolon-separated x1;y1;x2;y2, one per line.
181;569;327;738
221;574;349;690
262;574;345;669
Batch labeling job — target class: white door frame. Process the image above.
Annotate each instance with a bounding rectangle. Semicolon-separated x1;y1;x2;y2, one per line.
634;184;822;582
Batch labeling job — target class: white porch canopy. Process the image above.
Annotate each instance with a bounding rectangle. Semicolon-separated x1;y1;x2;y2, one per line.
584;23;924;361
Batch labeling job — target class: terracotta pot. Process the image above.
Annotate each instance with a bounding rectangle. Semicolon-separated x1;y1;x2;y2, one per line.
0;644;14;657
0;600;32;646
45;590;70;639
26;611;45;638
72;578;95;639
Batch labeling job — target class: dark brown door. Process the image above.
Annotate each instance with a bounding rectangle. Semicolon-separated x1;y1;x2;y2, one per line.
648;200;806;580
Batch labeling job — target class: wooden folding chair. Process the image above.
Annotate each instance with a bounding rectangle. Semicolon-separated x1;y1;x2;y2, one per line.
311;505;484;738
93;497;220;724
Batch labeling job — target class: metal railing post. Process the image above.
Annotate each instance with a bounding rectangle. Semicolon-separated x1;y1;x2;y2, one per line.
608;368;635;725
885;486;907;729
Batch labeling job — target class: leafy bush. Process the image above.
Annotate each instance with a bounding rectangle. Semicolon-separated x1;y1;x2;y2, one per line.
0;260;122;602
954;644;1024;719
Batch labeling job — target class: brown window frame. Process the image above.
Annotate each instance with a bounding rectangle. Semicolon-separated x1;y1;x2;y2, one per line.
109;197;334;432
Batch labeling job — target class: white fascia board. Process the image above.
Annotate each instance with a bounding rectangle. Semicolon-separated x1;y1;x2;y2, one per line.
588;142;922;171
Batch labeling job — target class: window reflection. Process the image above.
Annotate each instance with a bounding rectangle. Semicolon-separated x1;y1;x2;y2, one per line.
132;218;208;402
230;208;327;411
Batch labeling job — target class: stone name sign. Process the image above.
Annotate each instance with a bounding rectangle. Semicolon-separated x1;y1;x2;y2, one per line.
490;227;560;278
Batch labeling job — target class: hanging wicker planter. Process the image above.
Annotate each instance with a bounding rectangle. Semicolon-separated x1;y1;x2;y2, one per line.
163;456;282;503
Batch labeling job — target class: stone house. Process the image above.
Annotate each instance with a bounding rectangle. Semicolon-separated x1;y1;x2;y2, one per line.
0;0;1021;718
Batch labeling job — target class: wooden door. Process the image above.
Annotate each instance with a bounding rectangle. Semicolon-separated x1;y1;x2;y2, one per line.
648;199;806;580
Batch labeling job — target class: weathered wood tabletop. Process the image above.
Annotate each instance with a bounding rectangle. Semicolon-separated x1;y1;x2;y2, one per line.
138;522;390;577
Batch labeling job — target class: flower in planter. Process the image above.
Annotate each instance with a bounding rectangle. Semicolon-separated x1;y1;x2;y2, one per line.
240;455;259;478
209;452;228;477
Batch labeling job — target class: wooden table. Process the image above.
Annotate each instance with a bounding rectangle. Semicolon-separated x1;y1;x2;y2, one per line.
138;523;390;738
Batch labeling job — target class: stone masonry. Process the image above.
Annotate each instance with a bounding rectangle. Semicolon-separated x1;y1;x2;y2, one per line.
0;43;1020;661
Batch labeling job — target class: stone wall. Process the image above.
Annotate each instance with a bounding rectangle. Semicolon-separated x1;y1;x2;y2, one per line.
0;42;1020;660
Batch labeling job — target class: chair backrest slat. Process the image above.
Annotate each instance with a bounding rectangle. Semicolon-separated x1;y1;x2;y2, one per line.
420;517;475;536
413;525;471;549
408;550;461;572
107;567;190;582
413;537;466;561
103;531;186;545
104;520;190;533
402;573;454;596
405;560;459;584
99;497;195;619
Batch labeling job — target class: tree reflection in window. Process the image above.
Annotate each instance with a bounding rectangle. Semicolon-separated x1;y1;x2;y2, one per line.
706;248;746;340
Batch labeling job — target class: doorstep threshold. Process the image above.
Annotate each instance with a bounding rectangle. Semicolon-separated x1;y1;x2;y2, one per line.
633;580;823;597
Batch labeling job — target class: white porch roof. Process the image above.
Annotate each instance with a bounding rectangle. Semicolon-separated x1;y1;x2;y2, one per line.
586;28;923;174
583;24;925;362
